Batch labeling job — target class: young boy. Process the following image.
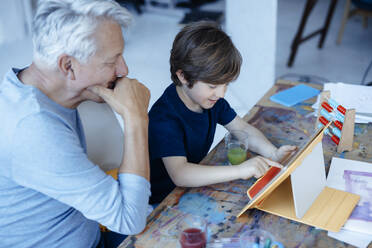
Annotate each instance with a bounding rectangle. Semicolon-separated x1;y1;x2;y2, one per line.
148;21;296;204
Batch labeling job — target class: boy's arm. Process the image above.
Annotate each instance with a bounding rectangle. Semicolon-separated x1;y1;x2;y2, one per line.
162;155;282;187
224;116;296;162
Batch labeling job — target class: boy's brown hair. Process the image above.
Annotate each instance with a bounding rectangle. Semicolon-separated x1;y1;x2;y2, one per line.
170;21;242;88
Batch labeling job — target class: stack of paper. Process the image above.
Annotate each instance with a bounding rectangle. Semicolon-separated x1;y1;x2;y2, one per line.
326;157;372;248
312;82;372;123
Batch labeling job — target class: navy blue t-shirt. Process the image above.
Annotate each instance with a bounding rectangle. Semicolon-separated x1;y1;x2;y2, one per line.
149;84;237;203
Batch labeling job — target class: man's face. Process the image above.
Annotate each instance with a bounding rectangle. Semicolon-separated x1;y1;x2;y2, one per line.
181;81;228;112
72;20;127;102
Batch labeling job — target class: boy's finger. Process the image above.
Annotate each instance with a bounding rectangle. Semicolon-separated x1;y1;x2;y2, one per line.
255;159;267;175
285;145;297;151
261;157;283;168
269;162;284;169
260;158;270;172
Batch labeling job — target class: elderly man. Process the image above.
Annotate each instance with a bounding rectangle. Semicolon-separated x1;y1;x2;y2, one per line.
0;0;151;247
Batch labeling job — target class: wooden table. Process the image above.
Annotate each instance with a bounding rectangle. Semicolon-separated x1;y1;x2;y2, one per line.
119;80;372;248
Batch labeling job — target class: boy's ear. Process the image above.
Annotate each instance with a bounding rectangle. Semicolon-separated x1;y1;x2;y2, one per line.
176;70;188;85
57;54;76;80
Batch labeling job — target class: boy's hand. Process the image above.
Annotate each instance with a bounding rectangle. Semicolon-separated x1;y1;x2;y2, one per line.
237;156;283;179
88;77;150;121
271;145;297;163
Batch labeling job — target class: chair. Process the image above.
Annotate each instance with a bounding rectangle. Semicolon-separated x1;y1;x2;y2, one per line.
77;101;123;172
287;0;338;67
337;0;372;44
78;101;125;234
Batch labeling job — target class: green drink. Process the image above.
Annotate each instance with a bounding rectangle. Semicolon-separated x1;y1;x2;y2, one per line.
227;146;247;165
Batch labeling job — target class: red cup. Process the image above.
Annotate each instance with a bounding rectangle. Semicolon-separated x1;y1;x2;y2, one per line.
177;215;207;248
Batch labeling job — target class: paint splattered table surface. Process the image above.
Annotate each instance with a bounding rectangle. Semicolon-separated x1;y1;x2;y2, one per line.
118;80;372;248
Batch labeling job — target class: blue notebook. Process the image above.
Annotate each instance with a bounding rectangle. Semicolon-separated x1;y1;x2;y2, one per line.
270;84;320;107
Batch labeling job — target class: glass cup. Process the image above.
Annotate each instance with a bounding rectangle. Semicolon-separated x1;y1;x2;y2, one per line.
177;215;207;248
224;130;249;165
239;229;276;248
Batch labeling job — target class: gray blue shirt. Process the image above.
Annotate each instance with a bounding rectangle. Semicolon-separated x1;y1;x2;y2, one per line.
0;68;151;248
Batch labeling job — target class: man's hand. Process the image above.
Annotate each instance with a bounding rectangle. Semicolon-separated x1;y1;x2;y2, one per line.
237;156;283;179
88;77;150;121
89;77;151;179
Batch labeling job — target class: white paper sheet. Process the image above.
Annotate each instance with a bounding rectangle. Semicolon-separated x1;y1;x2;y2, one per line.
326;157;372;247
328;229;371;248
327;157;372;235
312;82;372;123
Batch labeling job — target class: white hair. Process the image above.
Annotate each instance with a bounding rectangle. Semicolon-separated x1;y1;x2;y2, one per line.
32;0;132;68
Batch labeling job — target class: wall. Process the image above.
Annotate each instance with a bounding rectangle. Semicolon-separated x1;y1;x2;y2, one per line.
0;0;34;79
225;0;277;116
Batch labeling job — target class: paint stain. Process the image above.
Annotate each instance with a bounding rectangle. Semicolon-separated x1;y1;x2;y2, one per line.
354;125;364;135
177;193;226;224
231;186;245;194
302;106;313;111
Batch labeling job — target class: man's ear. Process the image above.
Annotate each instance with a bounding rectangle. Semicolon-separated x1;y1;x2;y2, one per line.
176;69;188;85
57;54;75;80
